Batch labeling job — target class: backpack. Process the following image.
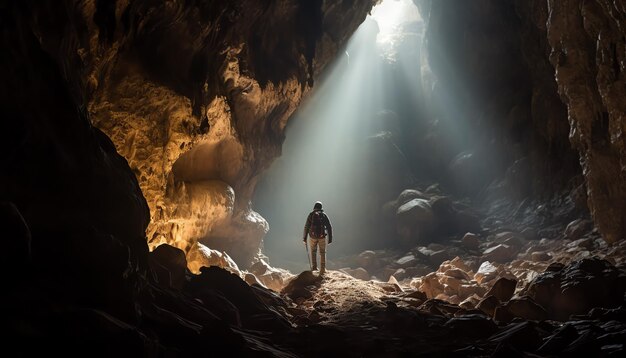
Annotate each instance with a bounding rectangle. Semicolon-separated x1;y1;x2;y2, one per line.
309;211;326;238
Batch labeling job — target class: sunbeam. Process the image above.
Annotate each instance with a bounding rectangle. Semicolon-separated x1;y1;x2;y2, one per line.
255;0;427;271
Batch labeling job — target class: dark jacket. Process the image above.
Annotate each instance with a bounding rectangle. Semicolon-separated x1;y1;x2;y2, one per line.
303;209;333;241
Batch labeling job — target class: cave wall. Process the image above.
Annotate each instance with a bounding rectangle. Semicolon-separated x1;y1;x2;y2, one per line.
9;0;375;267
1;2;150;319
416;0;625;243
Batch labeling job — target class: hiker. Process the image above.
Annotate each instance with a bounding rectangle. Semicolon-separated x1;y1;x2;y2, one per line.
303;201;333;274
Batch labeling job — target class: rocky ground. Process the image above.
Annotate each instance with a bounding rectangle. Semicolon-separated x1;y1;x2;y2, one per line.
7;191;626;356
144;187;626;356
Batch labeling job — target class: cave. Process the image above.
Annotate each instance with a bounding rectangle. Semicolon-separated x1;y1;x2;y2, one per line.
3;0;626;356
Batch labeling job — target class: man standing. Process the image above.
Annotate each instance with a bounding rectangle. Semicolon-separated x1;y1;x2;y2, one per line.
303;201;333;274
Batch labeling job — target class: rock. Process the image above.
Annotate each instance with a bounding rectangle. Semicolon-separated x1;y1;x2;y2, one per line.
244;273;265;287
477;295;500;317
429;250;451;267
425;183;442;195
461;232;480;250
281;271;323;300
482;244;516;263
249;259;270;276
531;251;551;262
247;259;293;292
474;261;499;284
341;267;370;281
459;294;482;309
443;268;471;281
567;237;594;250
149;244;188;290
377;281;403;293
396;199;435;244
397;189;428;205
537;323;579;355
388;275;400;286
187;266;290;331
392;268;408;280
428;243;446;251
404;290;428;300
441;275;463;294
396;254;418;267
458;284;487;299
485;277;517;302
356;250;379;270
505;297;548;321
564;219;592;241
487;321;543;352
524;258;626;320
544;262;565;272
187;242;241;275
379;267;400;281
419;272;445;299
404;265;433;278
494;232;524;248
439;256;473;273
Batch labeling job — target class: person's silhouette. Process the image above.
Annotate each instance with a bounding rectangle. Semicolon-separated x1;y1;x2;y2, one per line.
302;201;333;274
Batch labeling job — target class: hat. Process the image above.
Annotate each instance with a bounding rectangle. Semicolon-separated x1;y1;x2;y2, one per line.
313;201;323;210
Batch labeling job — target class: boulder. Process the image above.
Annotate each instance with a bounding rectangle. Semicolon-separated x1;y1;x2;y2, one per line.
459;294;482;309
419;272;445;298
458;284;487;299
356;250;380;270
397;189;428;205
187;242;241;275
248;259;293;292
150;244;187;290
404;290;428;300
281;271;323;300
494;232;524;248
505;297;548;321
429;250;452;267
564;219;592;241
461;232;480;250
477;295;500;317
439;256;473;273
244;273;265;287
186;266;290;331
396;254;418;268
396;199;435;244
482;244;516;263
404;265;433;278
392;268;408;280
524;258;626;320
530;251;551;262
485;277;517;302
474;261;499;284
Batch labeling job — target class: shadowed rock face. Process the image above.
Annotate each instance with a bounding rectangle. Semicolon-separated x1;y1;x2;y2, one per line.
415;0;626;244
7;0;375;267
